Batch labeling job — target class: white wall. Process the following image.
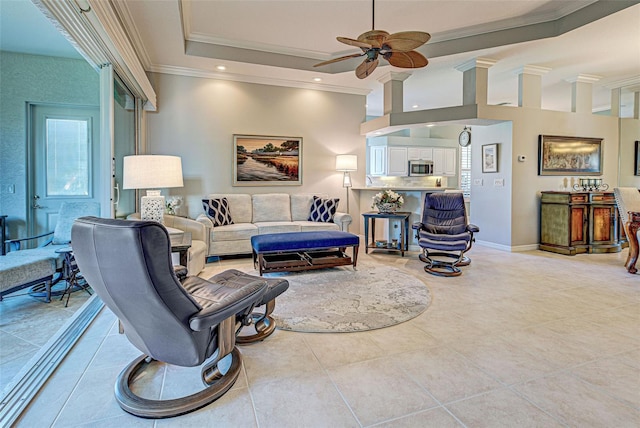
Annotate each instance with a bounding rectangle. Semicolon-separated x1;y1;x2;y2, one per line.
470;121;513;248
145;73;367;223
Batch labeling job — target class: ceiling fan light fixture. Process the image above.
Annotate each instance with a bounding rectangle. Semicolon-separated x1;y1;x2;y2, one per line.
313;0;430;79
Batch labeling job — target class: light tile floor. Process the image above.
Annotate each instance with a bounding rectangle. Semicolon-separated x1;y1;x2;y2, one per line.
0;282;92;392
14;245;640;427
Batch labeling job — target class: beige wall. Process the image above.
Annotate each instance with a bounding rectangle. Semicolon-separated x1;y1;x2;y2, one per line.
474;104;635;249
145;72;367;225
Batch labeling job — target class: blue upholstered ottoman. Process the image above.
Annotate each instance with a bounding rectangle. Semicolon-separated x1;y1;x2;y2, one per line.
251;231;359;275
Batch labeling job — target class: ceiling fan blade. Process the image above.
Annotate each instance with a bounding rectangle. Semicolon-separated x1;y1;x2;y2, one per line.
357;30;390;48
355;58;379;79
337;36;372;49
314;53;365;67
384;31;431;52
384;50;429;69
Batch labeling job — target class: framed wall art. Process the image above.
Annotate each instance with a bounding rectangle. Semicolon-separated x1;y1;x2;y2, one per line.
233;135;302;186
482;143;498;173
538;135;603;176
635;141;640;176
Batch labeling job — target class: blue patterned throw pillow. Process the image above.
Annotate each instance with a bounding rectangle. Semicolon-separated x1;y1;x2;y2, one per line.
202;198;234;227
308;196;339;222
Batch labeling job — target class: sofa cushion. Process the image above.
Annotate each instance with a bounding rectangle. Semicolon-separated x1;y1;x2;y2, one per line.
206;194;253;224
252;194;291;222
202;198;234;227
254;222;300;235
210;223;258;242
294;221;340;232
308;196;339;222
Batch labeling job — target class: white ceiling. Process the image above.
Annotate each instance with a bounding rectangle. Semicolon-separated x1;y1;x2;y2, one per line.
3;0;640;118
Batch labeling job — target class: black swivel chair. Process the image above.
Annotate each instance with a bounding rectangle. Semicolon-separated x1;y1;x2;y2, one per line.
412;192;479;277
71;217;268;419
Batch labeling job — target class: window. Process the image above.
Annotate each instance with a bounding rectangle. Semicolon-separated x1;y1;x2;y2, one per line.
46;118;90;196
459;144;471;199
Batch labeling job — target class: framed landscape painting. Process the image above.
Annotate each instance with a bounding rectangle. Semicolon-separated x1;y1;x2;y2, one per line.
233;135;302;186
538;135;603;176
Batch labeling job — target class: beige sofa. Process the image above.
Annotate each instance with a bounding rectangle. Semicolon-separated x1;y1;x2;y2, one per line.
196;193;352;257
128;213;207;275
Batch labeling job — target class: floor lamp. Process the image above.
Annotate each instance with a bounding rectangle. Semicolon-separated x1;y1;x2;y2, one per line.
123;155;184;223
335;154;357;214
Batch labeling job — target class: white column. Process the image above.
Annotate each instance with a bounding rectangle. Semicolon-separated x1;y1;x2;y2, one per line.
514;65;550;109
377;72;412;115
455;58;497;106
566;74;601;113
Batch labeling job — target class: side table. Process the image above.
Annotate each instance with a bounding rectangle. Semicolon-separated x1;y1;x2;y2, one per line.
362;211;411;257
55;247;92;307
170;231;192;268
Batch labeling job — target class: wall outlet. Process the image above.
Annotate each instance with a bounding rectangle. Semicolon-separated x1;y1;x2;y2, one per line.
494;178;504;187
473;178;483;186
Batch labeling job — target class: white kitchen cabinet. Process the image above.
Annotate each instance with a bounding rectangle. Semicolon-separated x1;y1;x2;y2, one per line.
433;148;457;176
387;147;408;176
369;146;386;176
407;147;433;161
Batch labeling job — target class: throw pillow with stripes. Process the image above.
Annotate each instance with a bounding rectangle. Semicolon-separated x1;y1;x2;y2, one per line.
202;198;234;227
308;196;339;222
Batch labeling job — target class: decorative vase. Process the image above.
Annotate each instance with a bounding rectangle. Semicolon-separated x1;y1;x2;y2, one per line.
377;202;399;213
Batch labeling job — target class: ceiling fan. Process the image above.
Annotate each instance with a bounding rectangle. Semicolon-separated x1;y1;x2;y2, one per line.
314;0;431;79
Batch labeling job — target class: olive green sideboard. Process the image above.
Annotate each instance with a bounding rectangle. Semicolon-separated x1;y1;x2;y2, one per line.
540;191;621;255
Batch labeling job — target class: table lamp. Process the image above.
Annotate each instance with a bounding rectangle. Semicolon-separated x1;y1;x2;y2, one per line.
123;155;184;223
335;154;357;213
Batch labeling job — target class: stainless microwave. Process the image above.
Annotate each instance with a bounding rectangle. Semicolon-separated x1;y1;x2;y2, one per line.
408;160;434;176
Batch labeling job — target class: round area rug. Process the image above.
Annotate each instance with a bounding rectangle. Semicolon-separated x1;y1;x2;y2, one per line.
254;263;431;333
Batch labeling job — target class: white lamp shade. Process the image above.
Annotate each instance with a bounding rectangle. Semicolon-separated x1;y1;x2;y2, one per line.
123;155;184;190
336;154;357;171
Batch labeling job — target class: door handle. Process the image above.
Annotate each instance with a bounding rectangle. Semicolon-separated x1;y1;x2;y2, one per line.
33;195;44;209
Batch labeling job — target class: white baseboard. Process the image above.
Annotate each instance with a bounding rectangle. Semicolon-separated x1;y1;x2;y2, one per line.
476;240;539;252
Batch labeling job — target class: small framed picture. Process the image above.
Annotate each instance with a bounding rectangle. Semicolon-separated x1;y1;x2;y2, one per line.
635;141;640;176
482;143;498;173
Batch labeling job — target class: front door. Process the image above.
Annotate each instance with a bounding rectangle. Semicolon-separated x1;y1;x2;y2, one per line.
29;104;100;244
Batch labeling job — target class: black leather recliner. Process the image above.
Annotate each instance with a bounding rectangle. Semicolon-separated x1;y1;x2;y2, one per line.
71;217;268;418
412;192;479;277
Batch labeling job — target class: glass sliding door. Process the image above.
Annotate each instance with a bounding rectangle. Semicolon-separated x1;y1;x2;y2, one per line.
113;75;137;218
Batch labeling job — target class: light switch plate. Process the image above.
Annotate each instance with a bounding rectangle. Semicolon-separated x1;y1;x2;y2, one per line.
473;179;483;186
494;178;504;187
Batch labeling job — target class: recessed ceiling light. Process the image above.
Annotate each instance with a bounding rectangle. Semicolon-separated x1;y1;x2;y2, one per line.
313;77;322;82
216;65;226;71
426;124;435;127
412;104;419;109
374;131;382;135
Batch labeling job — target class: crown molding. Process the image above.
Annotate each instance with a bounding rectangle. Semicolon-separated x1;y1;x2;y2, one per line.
148;64;371;96
455;57;497;72
111;0;152;70
603;75;640;91
565;74;602;84
513;65;552;76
